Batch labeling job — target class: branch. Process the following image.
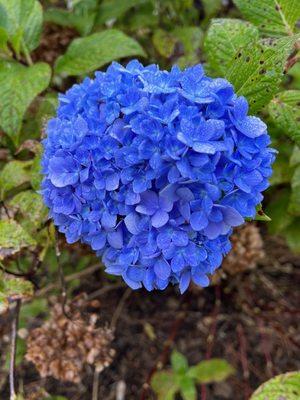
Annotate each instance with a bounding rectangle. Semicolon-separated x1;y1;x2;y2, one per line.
9;299;21;400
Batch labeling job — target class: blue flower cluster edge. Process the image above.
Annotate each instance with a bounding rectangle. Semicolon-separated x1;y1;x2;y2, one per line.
41;60;275;293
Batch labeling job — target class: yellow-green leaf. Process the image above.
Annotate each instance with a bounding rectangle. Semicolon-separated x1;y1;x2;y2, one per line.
0;219;36;260
250;371;300;399
187;359;234;384
0;160;31;199
151;371;178;400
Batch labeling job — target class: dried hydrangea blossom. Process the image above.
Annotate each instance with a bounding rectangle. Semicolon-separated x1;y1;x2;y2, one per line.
26;296;114;383
41;61;275;292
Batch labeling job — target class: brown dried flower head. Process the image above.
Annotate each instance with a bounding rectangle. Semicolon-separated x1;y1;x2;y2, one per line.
210;223;265;285
26;294;115;383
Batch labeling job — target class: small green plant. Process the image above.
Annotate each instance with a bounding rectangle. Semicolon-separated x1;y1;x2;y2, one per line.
151;350;234;400
250;371;300;400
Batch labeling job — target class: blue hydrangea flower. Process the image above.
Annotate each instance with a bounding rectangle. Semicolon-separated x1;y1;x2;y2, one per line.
41;61;275;293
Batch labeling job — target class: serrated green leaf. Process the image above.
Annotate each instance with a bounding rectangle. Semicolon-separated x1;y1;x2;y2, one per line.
226;36;299;112
0;219;36;259
179;376;197;400
288;165;300;215
284;218;300;252
205;19;259;76
0;160;31;199
250;371;300;399
96;0;148;25
266;189;294;233
171;350;189;374
0;61;51;146
269;90;300;145
9;190;48;228
54;29;146;76
233;0;300;37
152;29;177;58
151;370;178;400
187;359;234;384
0;0;43;53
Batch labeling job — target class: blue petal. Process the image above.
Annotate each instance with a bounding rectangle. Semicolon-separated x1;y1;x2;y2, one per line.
154;259;171;280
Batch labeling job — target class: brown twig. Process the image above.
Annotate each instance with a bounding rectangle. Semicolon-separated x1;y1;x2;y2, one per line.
110;287;132;329
237;323;251;400
9;299;21;400
35;262;101;297
257;319;273;377
201;285;221;400
55;231;71;319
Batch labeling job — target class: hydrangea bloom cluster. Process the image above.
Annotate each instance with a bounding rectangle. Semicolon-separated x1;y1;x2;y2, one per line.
41;61;275;293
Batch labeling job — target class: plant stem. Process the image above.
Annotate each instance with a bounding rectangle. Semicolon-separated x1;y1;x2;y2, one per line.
92;368;100;400
110;287;131;329
21;40;33;66
10;299;21;400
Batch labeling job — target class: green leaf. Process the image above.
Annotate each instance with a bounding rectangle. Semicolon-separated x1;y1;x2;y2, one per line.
201;0;223;24
96;0;148;25
0;0;43;54
173;26;203;56
233;0;300;37
179;376;197;400
0;160;31;199
226;35;299;112
270;151;294;185
0;61;51;146
254;204;272;222
288;165;300;215
269;90;300;145
151;371;178;400
152;29;177;58
171;350;189;374
0;273;33;311
0;26;9;53
0;219;36;260
54;29;146;76
9;190;48;228
30;153;43;191
250;371;300;399
290;145;300;167
284;219;300;252
19;298;47;328
266;189;294;233
205;19;259;76
187;359;234;384
45;0;98;37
